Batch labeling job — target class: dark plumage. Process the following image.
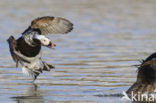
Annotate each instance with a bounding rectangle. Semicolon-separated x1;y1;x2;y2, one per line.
17;37;41;57
127;52;156;96
7;16;73;82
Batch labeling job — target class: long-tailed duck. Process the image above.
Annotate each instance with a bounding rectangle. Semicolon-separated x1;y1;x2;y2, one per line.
127;52;156;95
7;16;73;82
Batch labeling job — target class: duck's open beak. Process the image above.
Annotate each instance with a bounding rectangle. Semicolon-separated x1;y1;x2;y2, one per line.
47;42;56;49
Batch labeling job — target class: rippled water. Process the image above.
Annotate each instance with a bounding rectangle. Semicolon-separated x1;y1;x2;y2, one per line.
1;0;156;102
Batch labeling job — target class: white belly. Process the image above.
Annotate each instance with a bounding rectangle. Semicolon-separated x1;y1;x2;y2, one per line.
19;53;42;76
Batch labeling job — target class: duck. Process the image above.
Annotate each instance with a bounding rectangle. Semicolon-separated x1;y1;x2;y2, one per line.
127;52;156;96
7;16;73;82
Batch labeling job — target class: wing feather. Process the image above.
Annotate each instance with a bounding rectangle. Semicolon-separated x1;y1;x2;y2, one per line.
30;16;73;35
7;36;19;67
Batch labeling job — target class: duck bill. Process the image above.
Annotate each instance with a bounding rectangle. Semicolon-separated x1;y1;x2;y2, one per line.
47;42;56;49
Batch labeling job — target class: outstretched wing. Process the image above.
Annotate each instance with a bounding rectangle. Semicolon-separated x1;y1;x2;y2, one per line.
30;16;73;35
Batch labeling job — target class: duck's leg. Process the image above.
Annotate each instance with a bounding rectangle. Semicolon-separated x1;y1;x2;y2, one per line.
40;58;55;71
31;75;38;83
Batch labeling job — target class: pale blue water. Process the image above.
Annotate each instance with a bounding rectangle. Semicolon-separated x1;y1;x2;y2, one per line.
0;0;156;103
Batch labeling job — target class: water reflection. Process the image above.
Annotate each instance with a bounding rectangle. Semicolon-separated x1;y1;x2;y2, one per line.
11;84;44;103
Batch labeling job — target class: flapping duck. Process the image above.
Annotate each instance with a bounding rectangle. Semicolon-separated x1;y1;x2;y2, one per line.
7;16;73;82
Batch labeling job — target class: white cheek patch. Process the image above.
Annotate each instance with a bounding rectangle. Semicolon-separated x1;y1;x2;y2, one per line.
34;35;50;45
41;38;50;45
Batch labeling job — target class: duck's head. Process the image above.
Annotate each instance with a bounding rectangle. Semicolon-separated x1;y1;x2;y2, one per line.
23;31;56;48
33;34;56;48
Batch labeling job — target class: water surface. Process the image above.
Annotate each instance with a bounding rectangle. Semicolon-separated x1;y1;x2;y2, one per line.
0;0;156;102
